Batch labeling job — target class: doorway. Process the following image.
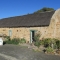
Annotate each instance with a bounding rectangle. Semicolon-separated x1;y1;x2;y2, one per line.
30;30;35;43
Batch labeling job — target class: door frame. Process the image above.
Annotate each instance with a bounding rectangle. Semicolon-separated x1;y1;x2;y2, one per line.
30;30;36;43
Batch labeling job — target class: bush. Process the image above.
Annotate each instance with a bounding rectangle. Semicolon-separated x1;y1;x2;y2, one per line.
51;38;58;49
51;39;60;49
20;38;26;44
34;33;41;42
3;36;11;45
56;40;60;50
53;43;57;49
12;38;20;45
5;40;12;44
33;32;42;48
40;40;44;45
34;40;41;48
5;36;11;41
46;47;54;53
43;38;52;47
5;38;20;45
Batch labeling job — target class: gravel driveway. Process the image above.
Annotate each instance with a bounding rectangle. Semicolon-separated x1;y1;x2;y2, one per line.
0;44;60;60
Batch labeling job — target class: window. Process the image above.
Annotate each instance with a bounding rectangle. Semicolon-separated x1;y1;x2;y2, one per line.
9;30;12;36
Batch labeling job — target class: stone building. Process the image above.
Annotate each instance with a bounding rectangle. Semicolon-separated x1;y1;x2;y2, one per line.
0;9;60;43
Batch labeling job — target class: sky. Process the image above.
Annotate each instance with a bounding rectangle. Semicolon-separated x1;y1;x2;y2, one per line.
0;0;60;19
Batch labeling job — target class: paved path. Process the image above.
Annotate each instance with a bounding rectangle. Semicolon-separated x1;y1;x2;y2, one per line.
0;44;60;60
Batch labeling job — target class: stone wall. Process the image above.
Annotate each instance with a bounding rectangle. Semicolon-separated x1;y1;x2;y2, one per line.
0;27;48;42
47;9;60;39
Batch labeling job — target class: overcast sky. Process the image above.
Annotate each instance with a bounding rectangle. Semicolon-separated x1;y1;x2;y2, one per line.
0;0;60;19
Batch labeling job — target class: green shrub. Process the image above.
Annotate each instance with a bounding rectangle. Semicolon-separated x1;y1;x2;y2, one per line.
50;39;60;49
51;38;58;49
34;33;41;41
5;36;11;41
34;40;41;48
5;38;20;45
20;38;26;44
34;32;42;48
3;36;11;45
56;40;60;50
40;40;44;45
12;38;20;45
43;38;52;47
46;47;54;53
5;40;12;44
53;43;57;49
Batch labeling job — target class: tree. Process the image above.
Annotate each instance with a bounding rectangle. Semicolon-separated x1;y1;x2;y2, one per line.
34;7;55;13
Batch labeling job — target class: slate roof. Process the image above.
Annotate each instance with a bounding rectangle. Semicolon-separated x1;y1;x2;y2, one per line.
0;11;55;27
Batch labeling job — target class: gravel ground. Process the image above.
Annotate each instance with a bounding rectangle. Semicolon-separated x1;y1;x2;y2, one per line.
0;44;60;60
